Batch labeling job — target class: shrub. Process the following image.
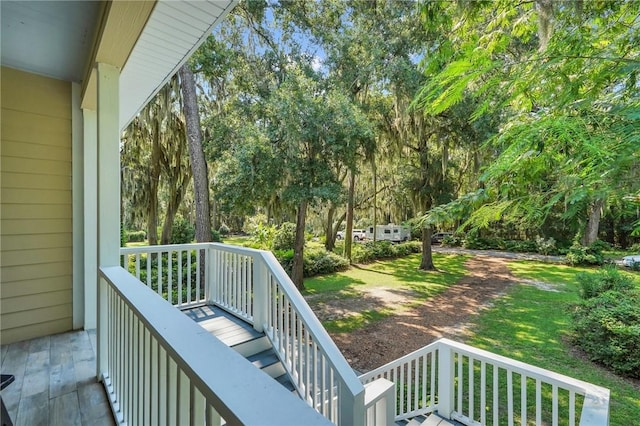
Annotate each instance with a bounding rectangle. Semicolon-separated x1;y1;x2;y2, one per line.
126;230;146;243
535;236;557;255
170;217;195;244
351;241;421;264
565;242;605;266
218;223;230;236
273;222;297;251
571;290;640;378
251;223;276;249
303;249;349;277
210;229;222;242
576;265;635;299
442;234;464;247
274;249;294;275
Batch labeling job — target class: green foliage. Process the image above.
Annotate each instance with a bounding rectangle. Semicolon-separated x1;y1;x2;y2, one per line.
571;289;640;378
565;242;605;266
121;227;127;247
576;266;635;300
126;230;147;243
351;241;422;264
170;217;195;244
535;236;557;256
273;222;297;251
125;251;202;305
210;229;222;243
303;249;350;277
275;248;349;278
442;234;464;247
250;223;276;250
218;223;230;236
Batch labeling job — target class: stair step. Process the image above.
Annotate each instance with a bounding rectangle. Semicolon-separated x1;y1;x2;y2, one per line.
232;335;271;357
421;414;456;426
247;349;286;378
275;373;297;393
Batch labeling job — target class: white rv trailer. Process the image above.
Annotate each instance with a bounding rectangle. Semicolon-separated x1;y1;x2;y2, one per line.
366;224;411;242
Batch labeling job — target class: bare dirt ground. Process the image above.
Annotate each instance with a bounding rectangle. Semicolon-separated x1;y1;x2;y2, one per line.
319;256;517;372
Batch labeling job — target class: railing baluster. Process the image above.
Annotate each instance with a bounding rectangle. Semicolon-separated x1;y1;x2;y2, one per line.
135;253;141;279
552;384;558;426
536;379;542;425
507;370;514;426
146;253;151;287
569;390;575;426
493;364;499;426
481;360;486;425
168;250;173;304
457;353;463;415
521;374;527;426
157;252;163;297
187;249;192;304
413;358;418;413
177;250;183;307
469;356;474;421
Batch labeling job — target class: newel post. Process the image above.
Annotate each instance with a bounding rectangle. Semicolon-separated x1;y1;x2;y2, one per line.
252;253;269;332
437;342;455;419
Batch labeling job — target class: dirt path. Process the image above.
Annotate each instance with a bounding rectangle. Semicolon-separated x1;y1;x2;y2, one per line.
327;256;517;372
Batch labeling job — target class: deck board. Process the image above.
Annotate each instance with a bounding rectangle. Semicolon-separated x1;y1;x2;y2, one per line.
182;305;262;347
0;330;114;426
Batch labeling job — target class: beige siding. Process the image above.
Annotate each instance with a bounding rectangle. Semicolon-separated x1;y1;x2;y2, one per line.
1;67;73;344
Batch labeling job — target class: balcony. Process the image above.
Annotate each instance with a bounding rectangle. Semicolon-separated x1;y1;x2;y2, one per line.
3;243;608;425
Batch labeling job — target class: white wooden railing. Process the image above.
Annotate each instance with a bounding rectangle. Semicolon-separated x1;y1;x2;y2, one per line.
256;250;366;425
120;243;369;425
359;338;610;426
98;265;331;426
121;243;209;308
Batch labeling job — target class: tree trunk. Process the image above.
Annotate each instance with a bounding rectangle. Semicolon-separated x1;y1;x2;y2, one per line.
536;0;554;51
147;178;159;245
372;156;377;242
419;227;435;270
179;64;211;243
291;200;307;290
325;203;336;251
343;169;356;262
160;173;190;244
581;198;604;246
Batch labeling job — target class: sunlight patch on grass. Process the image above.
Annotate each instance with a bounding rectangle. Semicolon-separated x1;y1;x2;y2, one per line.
323;308;394;333
305;253;467;296
304;253;469;331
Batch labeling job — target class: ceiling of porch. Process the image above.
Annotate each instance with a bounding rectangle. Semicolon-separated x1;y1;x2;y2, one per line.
1;0;237;130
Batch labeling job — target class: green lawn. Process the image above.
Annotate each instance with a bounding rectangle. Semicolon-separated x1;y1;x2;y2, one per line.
304;253;468;332
467;261;640;425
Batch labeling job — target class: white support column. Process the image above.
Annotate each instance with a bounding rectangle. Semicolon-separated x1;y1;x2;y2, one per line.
96;62;120;377
83;109;98;329
72;82;85;330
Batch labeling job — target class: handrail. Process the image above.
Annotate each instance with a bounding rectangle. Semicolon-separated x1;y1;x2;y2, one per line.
358;338;610;426
98;265;330;426
256;249;366;425
120;242;211;254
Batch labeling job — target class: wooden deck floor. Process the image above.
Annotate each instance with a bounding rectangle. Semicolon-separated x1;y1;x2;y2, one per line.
0;330;114;426
183;305;262;347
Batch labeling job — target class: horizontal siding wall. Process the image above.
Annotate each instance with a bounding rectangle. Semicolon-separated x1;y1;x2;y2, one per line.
1;67;73;344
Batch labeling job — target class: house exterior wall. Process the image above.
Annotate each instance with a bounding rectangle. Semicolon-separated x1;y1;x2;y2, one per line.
1;67;73;344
